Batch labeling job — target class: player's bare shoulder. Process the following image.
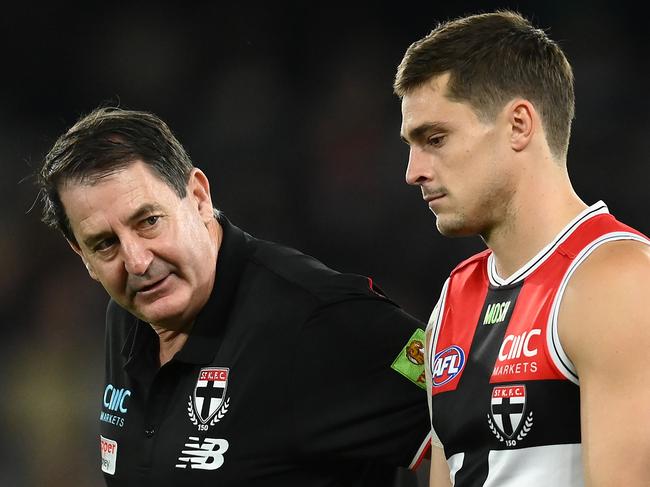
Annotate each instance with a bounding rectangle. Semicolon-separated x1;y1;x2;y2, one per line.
558;238;650;371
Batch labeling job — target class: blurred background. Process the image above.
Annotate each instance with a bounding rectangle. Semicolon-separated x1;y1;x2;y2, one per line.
1;1;648;486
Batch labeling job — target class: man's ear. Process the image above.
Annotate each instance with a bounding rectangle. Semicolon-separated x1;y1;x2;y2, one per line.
508;99;535;152
187;168;215;223
67;238;99;281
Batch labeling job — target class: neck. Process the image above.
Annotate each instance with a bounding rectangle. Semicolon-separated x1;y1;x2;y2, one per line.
484;162;587;280
152;323;192;367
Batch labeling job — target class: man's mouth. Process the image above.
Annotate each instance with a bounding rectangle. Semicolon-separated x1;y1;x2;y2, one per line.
424;193;446;204
134;274;170;294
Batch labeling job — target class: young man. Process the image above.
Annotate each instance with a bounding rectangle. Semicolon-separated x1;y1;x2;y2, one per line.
394;10;650;487
38;107;431;486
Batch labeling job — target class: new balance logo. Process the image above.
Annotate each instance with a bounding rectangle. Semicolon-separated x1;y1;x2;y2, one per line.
483;301;511;325
175;437;229;470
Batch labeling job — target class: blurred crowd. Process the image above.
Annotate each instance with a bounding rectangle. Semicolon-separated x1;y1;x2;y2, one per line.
1;3;647;486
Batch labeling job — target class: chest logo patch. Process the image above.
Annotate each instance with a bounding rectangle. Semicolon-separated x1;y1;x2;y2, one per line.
100;435;118;475
176;436;229;470
187;367;231;430
100;384;131;428
487;384;534;447
391;328;427;389
432;345;466;386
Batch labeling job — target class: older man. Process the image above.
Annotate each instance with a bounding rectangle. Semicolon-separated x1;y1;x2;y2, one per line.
39;107;431;486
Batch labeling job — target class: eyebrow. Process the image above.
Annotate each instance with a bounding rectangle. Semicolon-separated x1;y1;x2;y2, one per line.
126;203;162;225
81;203;163;249
400;122;449;145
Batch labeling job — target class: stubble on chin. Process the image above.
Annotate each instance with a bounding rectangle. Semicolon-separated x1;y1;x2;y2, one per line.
435;212;472;237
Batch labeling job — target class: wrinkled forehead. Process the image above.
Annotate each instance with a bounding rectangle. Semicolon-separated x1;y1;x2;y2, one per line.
58;161;171;236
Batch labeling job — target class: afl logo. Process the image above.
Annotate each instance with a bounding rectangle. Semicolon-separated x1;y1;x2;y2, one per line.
432;345;466;387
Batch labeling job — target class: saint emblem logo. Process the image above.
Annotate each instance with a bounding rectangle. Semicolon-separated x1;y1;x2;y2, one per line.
487;384;533;446
490;384;526;438
187;367;230;429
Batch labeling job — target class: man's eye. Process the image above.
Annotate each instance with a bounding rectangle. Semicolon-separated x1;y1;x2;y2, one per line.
94;238;116;252
144;215;160;226
427;134;446;147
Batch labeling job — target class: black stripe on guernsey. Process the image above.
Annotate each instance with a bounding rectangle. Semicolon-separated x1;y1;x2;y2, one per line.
444;283;523;486
489;202;607;286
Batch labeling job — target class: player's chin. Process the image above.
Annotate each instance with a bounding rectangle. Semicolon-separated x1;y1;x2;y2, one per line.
435;215;474;238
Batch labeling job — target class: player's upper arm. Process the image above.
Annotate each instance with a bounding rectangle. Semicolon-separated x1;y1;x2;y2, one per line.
429;444;452;487
558;239;650;486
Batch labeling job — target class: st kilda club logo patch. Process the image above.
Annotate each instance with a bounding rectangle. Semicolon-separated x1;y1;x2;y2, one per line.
187;367;231;431
487;384;534;447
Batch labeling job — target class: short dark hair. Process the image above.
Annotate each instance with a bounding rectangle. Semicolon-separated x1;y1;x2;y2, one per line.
394;10;575;160
39;107;195;242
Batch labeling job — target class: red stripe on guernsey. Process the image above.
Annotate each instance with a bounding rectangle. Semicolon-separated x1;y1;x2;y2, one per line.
489;279;564;383
558;214;646;257
408;431;432;470
490;213;648;384
432;256;489;395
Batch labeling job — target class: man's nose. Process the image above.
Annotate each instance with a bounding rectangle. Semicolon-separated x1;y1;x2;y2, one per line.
405;147;433;186
121;237;153;276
